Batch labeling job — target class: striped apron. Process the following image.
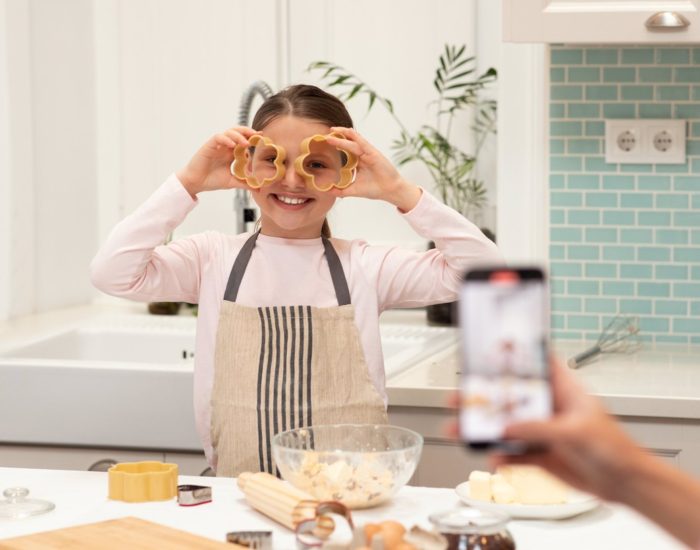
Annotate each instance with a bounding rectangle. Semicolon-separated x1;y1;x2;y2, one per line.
210;231;388;477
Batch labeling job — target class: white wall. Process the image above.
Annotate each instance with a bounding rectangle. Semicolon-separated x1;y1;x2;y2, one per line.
1;0;501;320
1;0;35;320
31;0;98;311
0;0;98;320
0;0;10;321
287;0;481;245
115;0;282;239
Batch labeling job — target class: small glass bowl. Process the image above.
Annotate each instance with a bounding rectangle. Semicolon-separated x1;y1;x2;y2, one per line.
0;488;55;519
272;424;423;509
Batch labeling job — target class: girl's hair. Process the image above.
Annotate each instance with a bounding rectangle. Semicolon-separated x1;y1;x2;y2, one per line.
251;84;353;132
251;84;353;239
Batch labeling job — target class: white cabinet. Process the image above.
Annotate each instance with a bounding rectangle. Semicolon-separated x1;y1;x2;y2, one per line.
504;0;700;43
389;406;489;488
620;416;700;476
0;445;213;477
0;445;163;471
163;452;212;477
390;405;700;488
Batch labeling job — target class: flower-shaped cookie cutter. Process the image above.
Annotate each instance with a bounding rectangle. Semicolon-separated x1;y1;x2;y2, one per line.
108;461;178;502
294;132;358;192
230;134;286;189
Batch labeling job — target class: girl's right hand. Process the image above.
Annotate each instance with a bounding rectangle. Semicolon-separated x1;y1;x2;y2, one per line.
176;127;261;197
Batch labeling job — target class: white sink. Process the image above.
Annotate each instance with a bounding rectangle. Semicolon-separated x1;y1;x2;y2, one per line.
380;324;458;378
0;314;456;450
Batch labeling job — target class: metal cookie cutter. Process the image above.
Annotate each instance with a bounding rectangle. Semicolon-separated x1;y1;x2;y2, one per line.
226;530;273;549
177;484;212;506
295;501;354;549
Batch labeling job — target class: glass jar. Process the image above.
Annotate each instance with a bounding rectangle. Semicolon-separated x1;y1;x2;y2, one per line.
429;508;515;550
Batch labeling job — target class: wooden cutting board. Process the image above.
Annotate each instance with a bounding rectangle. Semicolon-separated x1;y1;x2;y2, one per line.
0;516;247;549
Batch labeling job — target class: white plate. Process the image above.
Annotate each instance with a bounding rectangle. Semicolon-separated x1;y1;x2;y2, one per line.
455;482;599;520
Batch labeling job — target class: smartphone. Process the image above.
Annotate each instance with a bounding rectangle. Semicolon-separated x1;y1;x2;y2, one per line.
458;267;552;450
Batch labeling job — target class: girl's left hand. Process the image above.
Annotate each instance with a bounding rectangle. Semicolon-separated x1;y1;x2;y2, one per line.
325;127;422;212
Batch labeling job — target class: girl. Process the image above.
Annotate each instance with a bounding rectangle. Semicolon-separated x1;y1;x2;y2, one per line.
90;84;503;477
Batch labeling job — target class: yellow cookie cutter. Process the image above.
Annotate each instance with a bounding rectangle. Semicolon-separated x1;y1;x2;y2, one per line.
108;461;178;502
230;134;286;189
294;132;358;192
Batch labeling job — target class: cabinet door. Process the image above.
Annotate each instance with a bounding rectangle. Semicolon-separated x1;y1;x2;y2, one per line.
0;445;164;471
412;439;489;488
504;0;700;43
163;452;212;477
619;416;700;478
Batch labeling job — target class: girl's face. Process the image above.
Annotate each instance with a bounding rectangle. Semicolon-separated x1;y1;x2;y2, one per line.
249;115;338;239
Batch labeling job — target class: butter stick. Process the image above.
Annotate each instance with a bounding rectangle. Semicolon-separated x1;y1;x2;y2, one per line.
468;470;492;501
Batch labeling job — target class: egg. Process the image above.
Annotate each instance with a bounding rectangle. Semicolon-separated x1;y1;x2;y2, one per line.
364;523;381;543
379;520;406;549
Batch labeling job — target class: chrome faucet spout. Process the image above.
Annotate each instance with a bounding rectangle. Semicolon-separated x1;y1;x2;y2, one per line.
234;81;274;234
238;81;274;126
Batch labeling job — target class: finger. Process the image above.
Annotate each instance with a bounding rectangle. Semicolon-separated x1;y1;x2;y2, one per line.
229;126;262;138
214;134;237;149
330;126;372;149
325;136;363;158
223;129;252;147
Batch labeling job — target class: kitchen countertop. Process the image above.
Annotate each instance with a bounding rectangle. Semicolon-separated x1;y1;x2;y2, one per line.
2;302;700;422
387;340;700;420
0;467;684;549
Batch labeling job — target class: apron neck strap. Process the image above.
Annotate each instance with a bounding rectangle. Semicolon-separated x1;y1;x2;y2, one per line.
223;231;351;306
321;235;351;306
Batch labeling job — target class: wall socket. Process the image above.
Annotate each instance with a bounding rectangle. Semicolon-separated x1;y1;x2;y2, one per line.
605;119;686;164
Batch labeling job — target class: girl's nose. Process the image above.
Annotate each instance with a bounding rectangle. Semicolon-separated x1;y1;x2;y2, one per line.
280;163;306;190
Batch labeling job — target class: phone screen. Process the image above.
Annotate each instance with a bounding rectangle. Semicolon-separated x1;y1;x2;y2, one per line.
458;268;551;448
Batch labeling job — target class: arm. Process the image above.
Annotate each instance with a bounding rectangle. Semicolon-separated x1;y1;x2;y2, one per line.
89;175;204;303
364;190;503;308
326;128;503;309
495;360;700;549
91;126;258;302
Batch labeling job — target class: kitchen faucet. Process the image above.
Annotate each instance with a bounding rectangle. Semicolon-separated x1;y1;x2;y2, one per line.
233;81;274;234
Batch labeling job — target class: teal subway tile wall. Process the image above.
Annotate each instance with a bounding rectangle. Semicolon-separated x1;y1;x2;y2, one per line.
550;46;700;343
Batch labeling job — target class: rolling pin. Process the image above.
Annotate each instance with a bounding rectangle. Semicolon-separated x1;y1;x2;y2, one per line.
238;471;321;530
237;472;351;537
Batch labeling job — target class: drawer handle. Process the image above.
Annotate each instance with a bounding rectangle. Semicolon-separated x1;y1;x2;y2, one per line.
645;11;690;30
88;458;118;472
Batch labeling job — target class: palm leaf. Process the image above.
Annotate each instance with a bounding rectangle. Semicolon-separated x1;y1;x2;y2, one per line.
307;44;497;217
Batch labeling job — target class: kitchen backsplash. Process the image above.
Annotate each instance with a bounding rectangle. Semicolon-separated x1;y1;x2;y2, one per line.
550;45;700;344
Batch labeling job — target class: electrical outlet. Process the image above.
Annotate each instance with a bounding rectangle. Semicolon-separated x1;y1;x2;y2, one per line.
605;119;686;164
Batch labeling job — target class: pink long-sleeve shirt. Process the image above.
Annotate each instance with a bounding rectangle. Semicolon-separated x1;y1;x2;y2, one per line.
90;174;503;462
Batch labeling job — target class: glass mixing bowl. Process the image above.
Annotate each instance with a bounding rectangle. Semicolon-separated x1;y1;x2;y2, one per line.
272;424;423;509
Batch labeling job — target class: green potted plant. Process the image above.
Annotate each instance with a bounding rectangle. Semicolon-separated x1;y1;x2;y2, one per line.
308;44;497;324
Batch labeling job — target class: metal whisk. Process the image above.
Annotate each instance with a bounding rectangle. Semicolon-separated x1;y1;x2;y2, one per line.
567;315;641;369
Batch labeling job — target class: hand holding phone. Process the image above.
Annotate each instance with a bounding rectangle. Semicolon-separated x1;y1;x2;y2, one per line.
458;267;552;450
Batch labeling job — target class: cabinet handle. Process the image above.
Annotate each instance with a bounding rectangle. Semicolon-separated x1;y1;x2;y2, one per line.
645;11;690;30
88;458;118;472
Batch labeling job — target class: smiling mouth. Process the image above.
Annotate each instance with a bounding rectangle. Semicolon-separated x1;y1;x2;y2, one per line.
272;193;313;206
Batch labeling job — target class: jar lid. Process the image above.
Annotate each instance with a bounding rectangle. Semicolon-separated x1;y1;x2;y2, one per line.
0;487;56;519
429;508;510;535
